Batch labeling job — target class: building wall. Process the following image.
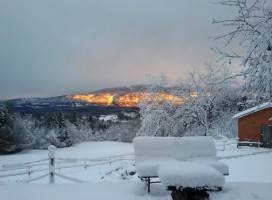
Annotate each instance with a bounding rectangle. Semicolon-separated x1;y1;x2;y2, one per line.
238;108;272;142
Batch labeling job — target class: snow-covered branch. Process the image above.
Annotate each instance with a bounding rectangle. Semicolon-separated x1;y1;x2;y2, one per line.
213;0;272;103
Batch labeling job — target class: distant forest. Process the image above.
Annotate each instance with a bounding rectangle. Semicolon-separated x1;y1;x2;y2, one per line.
0;104;141;154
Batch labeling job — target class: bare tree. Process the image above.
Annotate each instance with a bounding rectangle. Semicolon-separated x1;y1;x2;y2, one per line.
138;74;177;137
138;65;238;137
174;64;236;136
213;0;272;103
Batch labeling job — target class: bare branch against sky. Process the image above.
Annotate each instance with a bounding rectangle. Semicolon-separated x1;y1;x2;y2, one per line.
0;0;238;100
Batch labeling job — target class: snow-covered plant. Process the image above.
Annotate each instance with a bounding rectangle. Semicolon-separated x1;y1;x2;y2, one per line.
138;65;238;138
46;129;60;147
100;119;141;142
213;0;272;103
0;105;35;153
138;74;177;137
174;64;237;136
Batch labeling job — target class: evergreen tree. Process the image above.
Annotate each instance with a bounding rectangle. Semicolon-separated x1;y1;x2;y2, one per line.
0;104;15;153
56;110;65;129
0;104;34;154
0;104;5;125
55;110;72;148
44;114;54;129
68;110;78;125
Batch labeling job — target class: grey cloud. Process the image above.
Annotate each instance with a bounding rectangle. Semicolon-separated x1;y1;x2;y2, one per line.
0;0;236;99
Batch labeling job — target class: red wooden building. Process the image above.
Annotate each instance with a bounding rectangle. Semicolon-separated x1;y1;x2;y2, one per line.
233;102;272;146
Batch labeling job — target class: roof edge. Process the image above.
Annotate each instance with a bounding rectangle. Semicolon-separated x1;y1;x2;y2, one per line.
232;102;272;119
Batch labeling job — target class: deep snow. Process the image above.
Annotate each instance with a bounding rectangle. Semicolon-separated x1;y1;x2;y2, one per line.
1;141;272;200
158;162;225;188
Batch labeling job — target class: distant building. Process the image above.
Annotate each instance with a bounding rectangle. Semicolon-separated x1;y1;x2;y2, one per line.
233;102;272;147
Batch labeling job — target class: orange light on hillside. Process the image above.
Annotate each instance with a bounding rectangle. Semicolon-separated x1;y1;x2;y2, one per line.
115;93;147;107
68;93;117;106
68;92;184;107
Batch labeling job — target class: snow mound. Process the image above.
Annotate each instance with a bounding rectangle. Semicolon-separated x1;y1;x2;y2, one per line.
187;157;229;175
133;136;217;161
158;162;225;189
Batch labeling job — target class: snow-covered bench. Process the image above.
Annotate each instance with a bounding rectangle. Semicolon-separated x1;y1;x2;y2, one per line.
133;136;229;192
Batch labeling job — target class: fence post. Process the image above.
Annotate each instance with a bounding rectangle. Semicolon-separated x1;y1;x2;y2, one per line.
222;140;226;151
28;167;31;180
48;145;56;184
84;161;87;170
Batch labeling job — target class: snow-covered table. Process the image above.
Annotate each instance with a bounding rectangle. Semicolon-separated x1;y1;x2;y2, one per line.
133;136;228;192
158;162;225;200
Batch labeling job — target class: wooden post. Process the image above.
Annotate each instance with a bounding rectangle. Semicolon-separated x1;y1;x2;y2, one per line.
147;177;151;193
28;167;31;180
48;145;56;184
84;161;87;170
223;140;226;151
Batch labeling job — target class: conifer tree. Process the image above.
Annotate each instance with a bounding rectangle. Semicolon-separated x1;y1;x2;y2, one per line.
55;110;72;147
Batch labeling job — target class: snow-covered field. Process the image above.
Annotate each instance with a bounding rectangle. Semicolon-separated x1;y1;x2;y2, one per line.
1;141;272;200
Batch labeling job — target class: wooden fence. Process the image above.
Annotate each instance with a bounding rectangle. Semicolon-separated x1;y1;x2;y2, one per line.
215;138;239;151
0;145;134;183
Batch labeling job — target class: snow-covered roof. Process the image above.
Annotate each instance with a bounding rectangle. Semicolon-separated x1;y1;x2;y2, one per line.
232;102;272;119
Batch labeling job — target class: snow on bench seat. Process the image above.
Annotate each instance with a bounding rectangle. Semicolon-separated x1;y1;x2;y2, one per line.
135;157;178;177
158;162;225;190
187;157;229;175
133;136;229;178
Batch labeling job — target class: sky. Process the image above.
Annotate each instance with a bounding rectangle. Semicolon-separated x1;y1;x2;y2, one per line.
0;0;240;100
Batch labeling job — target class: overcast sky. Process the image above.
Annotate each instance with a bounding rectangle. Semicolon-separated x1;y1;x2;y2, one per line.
0;0;239;100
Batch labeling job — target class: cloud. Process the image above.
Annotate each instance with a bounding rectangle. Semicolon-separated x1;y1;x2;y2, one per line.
0;0;238;99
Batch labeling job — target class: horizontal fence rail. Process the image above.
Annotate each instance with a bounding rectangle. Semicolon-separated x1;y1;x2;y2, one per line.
215;138;239;151
238;141;261;147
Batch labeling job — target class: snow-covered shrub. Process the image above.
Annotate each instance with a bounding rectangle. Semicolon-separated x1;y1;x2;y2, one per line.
138;65;239;138
0;105;34;154
97;119;141;142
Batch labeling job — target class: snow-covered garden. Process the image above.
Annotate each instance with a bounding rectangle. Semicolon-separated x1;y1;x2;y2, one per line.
1;141;272;200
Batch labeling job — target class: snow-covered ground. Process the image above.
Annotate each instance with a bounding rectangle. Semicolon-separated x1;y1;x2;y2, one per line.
1;141;272;200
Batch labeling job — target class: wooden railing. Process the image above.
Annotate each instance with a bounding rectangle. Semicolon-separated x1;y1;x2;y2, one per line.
215;138;239;151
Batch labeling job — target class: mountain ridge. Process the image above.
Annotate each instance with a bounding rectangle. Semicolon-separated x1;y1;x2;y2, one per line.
1;85;182;115
1;86;146;115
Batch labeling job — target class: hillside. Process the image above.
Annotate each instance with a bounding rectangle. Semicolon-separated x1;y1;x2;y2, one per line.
2;85;182;115
2;86;143;115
